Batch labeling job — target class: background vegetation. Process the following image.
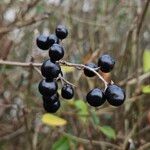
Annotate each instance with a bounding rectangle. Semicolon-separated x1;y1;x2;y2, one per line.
0;0;150;150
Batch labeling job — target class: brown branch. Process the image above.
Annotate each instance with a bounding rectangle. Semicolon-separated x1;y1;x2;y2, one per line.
21;0;41;18
57;76;77;87
0;126;25;142
22;108;33;150
136;0;150;36
0;14;50;35
123;123;138;150
0;59;41;67
119;72;150;86
59;130;121;150
0;59;108;89
1;0;15;15
8;0;42;27
1;59;149;88
135;0;150;87
138;142;150;150
59;60;108;89
33;67;43;77
122;111;148;150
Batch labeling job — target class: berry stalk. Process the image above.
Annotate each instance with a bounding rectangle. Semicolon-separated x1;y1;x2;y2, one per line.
58;60;108;89
0;59;108;88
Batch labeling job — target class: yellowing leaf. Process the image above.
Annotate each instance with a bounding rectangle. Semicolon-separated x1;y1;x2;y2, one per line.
143;50;150;72
142;85;150;94
61;66;75;73
41;113;67;126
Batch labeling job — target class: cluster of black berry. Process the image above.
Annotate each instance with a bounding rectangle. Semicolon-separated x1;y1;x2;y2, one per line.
36;25;126;113
84;55;126;107
37;25;74;113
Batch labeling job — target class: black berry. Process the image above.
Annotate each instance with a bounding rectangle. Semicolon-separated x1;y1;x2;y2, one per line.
98;54;115;73
105;84;126;106
49;44;64;61
48;34;59;47
43;99;60;113
86;88;106;107
42;92;59;103
36;35;50;50
41;59;61;79
55;25;68;39
84;63;98;77
38;79;58;97
61;84;74;99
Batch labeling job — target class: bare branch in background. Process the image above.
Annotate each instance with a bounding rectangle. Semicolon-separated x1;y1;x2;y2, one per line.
0;13;51;35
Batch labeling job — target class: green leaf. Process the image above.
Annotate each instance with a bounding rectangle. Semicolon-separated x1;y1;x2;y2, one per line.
99;126;116;140
142;85;150;94
74;100;89;122
52;137;70;150
143;50;150;72
41;113;67;126
91;110;100;125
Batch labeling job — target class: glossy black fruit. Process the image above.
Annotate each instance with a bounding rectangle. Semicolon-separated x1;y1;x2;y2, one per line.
105;84;126;106
49;44;64;61
36;35;50;50
42;92;59;103
86;88;106;107
43;99;60;113
84;63;98;77
48;34;59;47
38;79;58;97
61;84;74;99
55;25;68;39
98;54;115;73
41;59;61;79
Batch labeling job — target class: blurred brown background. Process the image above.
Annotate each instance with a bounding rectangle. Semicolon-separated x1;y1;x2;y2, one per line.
0;0;150;150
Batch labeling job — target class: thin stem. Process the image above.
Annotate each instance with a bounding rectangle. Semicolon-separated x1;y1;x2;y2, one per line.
122;111;148;150
1;59;149;88
59;130;121;150
136;0;150;37
0;59;108;89
0;126;25;142
0;14;50;35
138;143;150;150
57;76;76;87
59;60;108;89
33;67;43;77
0;59;41;67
